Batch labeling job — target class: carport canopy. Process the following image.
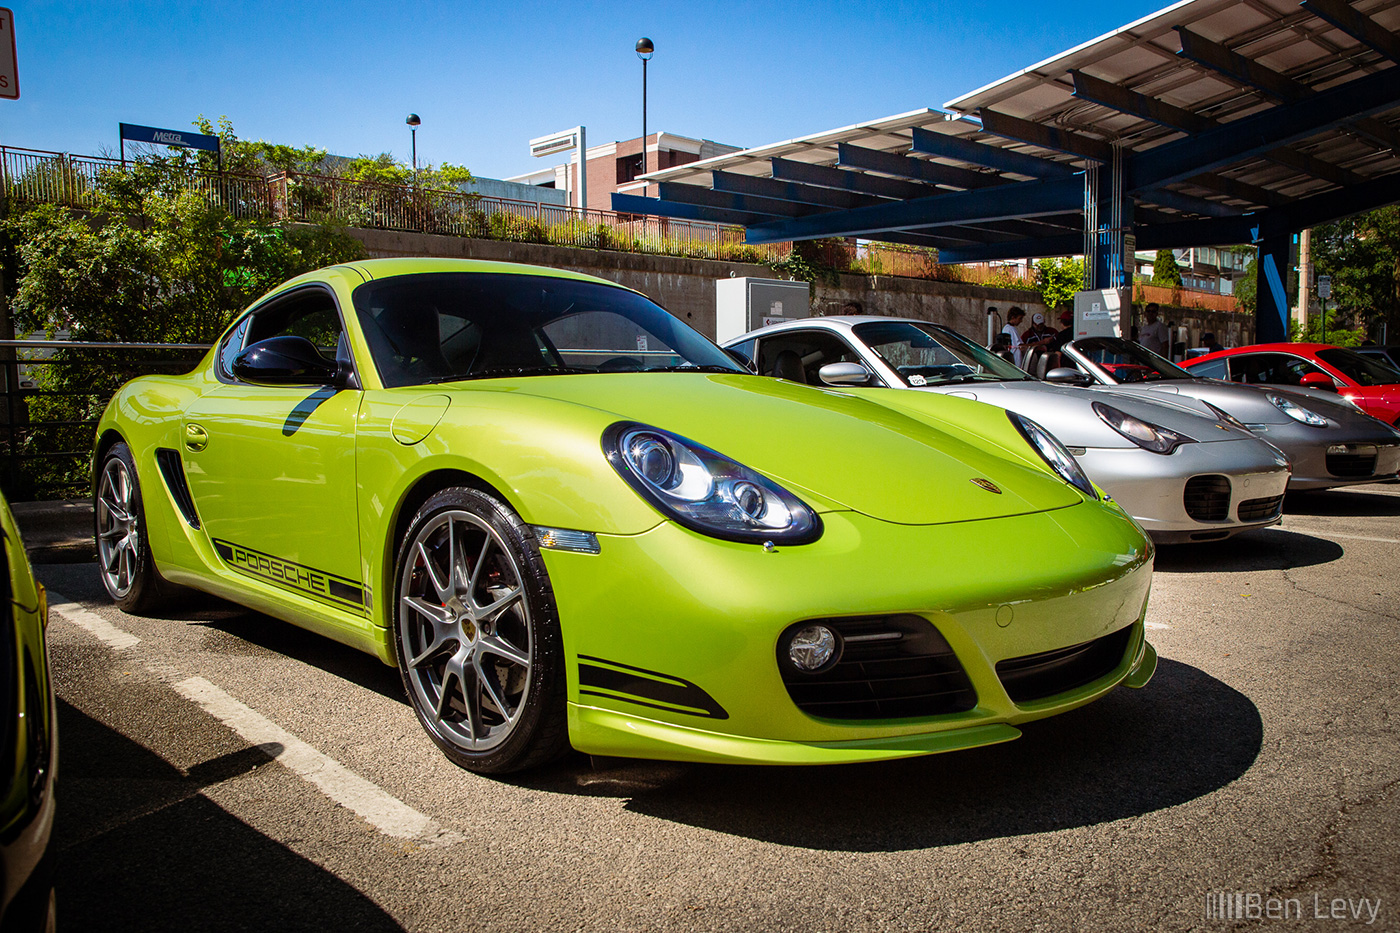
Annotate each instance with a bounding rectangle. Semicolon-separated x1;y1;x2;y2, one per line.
614;0;1400;342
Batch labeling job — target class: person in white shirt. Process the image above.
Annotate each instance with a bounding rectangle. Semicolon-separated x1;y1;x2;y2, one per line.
1139;303;1171;357
1002;307;1027;366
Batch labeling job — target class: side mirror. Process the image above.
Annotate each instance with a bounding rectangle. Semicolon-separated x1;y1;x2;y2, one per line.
817;362;873;386
1045;367;1093;387
1299;372;1337;392
233;336;342;386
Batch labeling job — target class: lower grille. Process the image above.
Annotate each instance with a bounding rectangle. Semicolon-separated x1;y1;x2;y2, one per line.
1327;451;1377;478
996;626;1134;704
1238;494;1284;522
779;615;976;720
1183;474;1231;521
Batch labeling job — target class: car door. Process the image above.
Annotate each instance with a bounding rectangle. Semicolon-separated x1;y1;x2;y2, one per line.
182;285;367;614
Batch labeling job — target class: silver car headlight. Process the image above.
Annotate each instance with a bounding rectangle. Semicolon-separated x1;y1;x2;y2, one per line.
604;422;822;544
1007;412;1098;499
1092;401;1193;454
1267;394;1329;427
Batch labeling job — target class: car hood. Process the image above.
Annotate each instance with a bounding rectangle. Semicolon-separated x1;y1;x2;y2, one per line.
909;380;1254;448
492;372;1084;524
1094;380;1400;436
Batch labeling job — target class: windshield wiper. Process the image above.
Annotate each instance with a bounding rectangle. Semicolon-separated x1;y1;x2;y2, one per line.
426;366;594;382
640;364;744;374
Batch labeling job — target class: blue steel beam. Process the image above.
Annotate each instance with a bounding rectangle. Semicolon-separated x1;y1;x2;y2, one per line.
977;108;1115;163
769;157;940;200
908;127;1076;179
742;175;1084;243
710;170;886;210
939;233;1084;264
1070;70;1214;133
836;144;1005;189
656;181;816;219
1140;187;1243;217
1175;25;1400;154
1125;65;1400;191
1303;0;1400;63
610;193;768;227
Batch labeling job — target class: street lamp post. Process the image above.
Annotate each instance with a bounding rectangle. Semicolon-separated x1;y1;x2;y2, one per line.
635;38;653;196
405;113;421;187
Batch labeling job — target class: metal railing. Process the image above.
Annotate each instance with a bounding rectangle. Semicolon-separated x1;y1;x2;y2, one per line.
0;340;210;500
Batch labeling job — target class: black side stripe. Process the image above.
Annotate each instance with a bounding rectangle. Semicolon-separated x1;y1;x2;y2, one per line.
212;538;364;609
577;655;728;720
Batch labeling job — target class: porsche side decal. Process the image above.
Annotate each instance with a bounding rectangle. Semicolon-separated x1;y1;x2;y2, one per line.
212;539;364;609
577;655;728;720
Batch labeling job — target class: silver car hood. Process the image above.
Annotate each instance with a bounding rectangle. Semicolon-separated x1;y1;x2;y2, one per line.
1088;379;1400;438
914;380;1256;449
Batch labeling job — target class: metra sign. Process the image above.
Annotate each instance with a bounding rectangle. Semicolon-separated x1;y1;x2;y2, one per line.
119;122;221;153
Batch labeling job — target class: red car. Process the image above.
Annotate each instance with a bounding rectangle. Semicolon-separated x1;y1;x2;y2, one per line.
1183;343;1400;426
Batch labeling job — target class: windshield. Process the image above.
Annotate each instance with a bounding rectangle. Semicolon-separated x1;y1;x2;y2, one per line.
851;320;1032;386
1071;337;1194;382
353;273;744;387
1316;347;1400;387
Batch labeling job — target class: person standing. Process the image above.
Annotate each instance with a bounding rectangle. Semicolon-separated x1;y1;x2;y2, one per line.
1002;307;1027;366
1139;303;1171;356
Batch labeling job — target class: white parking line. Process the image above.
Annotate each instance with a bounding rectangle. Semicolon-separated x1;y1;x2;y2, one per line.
51;596;458;847
1316;532;1400;545
1145;622;1170;630
172;676;451;842
48;593;141;649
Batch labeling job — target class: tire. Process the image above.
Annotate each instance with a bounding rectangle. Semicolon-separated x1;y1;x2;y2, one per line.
393;487;568;774
94;442;177;613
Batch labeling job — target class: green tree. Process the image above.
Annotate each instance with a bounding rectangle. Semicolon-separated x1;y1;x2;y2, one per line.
2;154;367;496
1235;258;1257;315
1151;249;1183;287
1034;257;1085;310
1312;208;1400;342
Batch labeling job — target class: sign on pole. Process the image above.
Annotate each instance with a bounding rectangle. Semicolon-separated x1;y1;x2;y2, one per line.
119;123;221;153
1317;275;1332;299
0;8;18;100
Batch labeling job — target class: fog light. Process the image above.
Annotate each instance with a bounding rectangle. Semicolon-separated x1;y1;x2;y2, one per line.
788;624;839;672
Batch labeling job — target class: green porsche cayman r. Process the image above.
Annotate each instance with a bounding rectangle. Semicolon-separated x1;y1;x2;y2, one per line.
94;258;1157;774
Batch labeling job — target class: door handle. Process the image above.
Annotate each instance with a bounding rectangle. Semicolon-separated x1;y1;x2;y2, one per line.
184;423;209;452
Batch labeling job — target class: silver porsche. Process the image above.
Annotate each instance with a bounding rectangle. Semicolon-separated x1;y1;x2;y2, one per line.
726;316;1291;545
1054;336;1400;491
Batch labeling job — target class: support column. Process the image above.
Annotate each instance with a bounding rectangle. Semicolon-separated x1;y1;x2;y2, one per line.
1254;232;1292;343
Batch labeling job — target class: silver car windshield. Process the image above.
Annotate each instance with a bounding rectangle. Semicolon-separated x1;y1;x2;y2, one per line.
851;320;1033;387
352;272;745;387
1072;337;1194;383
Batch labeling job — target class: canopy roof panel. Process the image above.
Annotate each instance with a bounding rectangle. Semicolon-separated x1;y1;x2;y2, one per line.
621;0;1400;261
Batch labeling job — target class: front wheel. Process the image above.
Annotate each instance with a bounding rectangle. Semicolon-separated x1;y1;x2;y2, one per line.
393;487;568;774
94;442;178;613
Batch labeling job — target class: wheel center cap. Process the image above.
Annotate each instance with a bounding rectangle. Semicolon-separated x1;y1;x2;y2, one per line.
445;597;478;642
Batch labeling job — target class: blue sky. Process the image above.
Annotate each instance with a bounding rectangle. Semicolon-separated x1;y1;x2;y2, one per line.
5;0;1165;181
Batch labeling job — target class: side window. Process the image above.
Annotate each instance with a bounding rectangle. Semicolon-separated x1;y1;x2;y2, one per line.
216;317;252;380
1189;358;1228;380
754;331;868;385
234;288;349;382
1235;353;1323;387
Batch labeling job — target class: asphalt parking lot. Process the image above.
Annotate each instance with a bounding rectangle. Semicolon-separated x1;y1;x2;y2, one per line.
29;483;1400;932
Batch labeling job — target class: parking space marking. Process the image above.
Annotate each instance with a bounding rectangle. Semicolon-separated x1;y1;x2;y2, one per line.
172;676;458;845
49;594;459;847
1145;622;1170;630
48;592;141;649
1316;532;1400;545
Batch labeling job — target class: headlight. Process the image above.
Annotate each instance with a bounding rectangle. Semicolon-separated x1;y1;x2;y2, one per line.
603;422;822;544
1267;393;1329;426
1202;401;1247;430
1093;401;1192;454
1007;412;1098;499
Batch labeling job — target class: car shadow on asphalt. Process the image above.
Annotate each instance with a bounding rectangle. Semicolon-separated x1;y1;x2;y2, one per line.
54;698;406;932
1152;527;1343;572
1283;486;1400;517
514;659;1262;853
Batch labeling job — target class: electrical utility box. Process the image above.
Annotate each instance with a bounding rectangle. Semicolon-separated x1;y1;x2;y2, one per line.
1072;288;1132;340
715;278;810;344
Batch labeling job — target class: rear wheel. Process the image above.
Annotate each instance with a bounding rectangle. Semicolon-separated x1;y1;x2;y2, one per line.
393;487;568;774
94;443;177;613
